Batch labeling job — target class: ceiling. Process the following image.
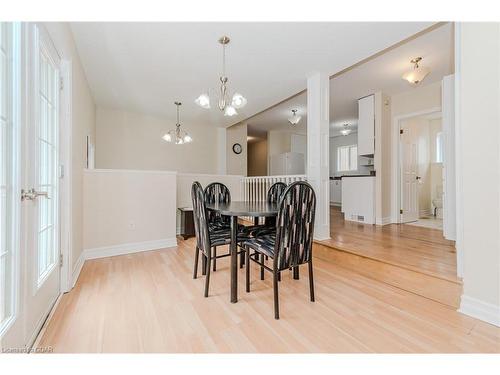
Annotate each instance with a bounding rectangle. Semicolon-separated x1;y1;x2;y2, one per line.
246;22;453;137
70;22;434;128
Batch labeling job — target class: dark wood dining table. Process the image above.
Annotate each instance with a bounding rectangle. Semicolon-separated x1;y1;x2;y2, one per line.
205;201;279;303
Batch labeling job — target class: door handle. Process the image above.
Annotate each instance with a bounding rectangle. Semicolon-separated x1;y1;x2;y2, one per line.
416;176;421;181
21;188;50;201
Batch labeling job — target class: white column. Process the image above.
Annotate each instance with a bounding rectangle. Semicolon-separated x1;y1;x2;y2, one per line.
307;72;330;240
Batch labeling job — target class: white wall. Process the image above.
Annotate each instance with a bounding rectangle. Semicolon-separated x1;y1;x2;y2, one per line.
457;23;500;326
226;123;247;176
83;169;177;254
44;23;96;271
95;107;221;174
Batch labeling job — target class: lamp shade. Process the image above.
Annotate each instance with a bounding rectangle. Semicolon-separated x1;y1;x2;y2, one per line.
402;65;430;85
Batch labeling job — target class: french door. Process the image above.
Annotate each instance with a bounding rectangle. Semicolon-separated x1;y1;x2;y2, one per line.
0;23;62;350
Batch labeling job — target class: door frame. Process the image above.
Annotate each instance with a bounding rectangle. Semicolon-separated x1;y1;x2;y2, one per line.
391;106;441;224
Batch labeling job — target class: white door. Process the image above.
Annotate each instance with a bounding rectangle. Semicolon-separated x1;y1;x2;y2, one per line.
400;126;419;223
0;23;62;350
23;24;62;346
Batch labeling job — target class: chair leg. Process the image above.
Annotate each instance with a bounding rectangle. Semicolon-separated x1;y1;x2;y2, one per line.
273;270;280;319
245;247;250;293
202;253;207;275
308;260;315;302
204;250;211;297
278;271;281;282
293;266;299;280
260;253;265;280
240;249;245;268
193;246;200;279
213;246;217;271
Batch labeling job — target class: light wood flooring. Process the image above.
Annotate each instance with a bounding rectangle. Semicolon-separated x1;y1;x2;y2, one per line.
321;207;458;281
37;238;499;353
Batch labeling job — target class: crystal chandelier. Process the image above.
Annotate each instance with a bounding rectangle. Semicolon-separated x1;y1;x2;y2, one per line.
162;102;192;144
195;36;247;117
288;109;301;125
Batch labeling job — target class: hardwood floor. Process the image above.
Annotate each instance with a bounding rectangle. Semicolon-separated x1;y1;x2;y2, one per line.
321;207;458;281
37;238;499;353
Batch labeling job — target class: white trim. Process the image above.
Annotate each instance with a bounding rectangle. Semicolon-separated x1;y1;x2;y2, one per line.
71;252;84;288
391;107;442;224
419;208;432;217
459;295;500;327
179;172;243;178
376;216;392;226
84;238;178;260
84;168;178;175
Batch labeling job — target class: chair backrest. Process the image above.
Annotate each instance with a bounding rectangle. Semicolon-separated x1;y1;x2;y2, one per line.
267;182;287;203
204;182;231;225
191;181;211;255
264;182;287;226
274;181;316;271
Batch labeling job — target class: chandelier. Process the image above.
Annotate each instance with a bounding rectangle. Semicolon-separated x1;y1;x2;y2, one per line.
195;36;247;117
402;57;430;85
288;109;301;125
162;102;192;144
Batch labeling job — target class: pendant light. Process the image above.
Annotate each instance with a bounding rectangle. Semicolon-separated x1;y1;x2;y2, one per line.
402;57;430;85
162;102;192;144
340;123;351;136
288;109;301;125
195;36;247;116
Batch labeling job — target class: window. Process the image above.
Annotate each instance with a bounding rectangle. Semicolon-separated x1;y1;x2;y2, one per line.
0;22;20;335
337;144;358;172
436;131;444;163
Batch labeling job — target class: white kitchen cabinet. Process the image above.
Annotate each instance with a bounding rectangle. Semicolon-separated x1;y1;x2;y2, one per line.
341;176;375;224
330;179;342;205
358;94;375;156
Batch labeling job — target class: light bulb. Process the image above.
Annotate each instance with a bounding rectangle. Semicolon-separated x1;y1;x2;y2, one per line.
224;105;238;117
183;134;193;143
195;93;211;109
231;93;247;109
162;133;172;142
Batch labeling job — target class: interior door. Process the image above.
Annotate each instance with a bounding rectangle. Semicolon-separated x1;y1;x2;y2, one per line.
400;126;419;223
22;24;62;347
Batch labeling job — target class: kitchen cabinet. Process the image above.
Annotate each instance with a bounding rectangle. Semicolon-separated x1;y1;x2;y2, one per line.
341;176;375;224
358;94;375;156
330;179;342;205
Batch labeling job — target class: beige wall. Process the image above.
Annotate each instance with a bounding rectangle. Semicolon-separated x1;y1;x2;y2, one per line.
226;123;247;176
83;169;177;251
247;140;268;176
458;22;500;325
391;81;442;117
95;107;221;174
44;23;96;271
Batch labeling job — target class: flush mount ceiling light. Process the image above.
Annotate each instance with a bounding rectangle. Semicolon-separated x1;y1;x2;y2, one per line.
195;36;247;117
340;123;351;136
402;57;430;85
288;109;301;125
162;102;192;145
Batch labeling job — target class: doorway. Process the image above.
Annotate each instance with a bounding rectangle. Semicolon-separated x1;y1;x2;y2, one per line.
0;23;67;350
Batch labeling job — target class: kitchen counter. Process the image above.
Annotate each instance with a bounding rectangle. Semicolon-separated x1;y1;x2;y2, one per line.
330;172;376;180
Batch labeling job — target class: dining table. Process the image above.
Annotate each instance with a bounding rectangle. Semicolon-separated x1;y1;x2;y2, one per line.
205;201;279;303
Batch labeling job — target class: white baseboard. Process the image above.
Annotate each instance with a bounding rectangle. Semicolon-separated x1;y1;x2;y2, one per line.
376;216;392;226
84;238;178;260
69;238;178;288
459;295;500;327
71;252;85;288
419;208;432;217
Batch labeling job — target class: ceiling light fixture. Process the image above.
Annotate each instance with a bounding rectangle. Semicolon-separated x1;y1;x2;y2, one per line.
340;123;351;136
402;57;430;85
195;36;247;117
288;109;301;125
162;102;192;145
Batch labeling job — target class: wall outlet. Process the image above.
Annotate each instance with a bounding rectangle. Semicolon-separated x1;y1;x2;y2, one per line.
128;221;136;230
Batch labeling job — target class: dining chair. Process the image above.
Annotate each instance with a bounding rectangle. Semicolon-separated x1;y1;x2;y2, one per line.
191;181;246;297
242;181;316;319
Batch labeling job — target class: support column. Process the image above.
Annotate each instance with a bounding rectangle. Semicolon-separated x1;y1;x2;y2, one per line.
307;72;330;240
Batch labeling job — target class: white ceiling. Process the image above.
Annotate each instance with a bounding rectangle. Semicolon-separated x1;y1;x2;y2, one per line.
70;22;434;128
246;23;453;137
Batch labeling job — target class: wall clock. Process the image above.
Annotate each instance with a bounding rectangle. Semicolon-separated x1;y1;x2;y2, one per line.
232;143;242;154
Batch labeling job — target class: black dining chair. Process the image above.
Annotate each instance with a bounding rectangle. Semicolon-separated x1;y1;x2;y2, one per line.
191;181;247;297
242;181;316;319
